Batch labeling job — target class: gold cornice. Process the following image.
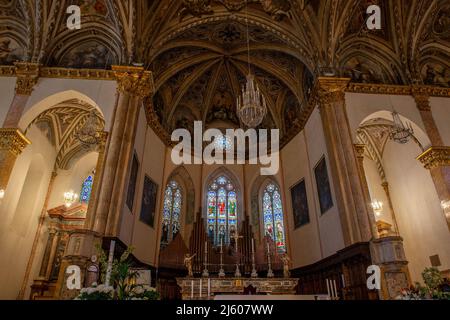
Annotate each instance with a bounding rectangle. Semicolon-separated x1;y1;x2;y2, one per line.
0;65;116;81
0;65;15;76
0;128;32;156
40;67;115;80
347;83;450;97
112;65;155;98
417;146;450;170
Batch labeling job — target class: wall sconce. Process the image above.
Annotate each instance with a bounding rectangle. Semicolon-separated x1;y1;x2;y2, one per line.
0;189;5;200
371;199;383;217
64;190;78;208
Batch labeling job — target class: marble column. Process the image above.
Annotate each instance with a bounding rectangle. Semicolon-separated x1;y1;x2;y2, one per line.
317;77;372;245
84;131;109;231
354;144;379;239
413;87;450;230
0;62;38;193
93;66;154;236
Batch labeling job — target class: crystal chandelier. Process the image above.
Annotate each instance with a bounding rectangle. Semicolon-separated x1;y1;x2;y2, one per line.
237;74;267;128
76;111;102;147
389;111;414;144
236;1;267;128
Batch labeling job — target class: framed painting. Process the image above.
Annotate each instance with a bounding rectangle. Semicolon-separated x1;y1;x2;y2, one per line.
314;157;334;214
291;179;310;229
139;175;158;228
126;152;139;211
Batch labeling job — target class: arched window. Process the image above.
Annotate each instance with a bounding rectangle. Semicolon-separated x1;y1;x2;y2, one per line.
263;183;286;253
207;176;237;246
80;174;94;204
161;181;182;246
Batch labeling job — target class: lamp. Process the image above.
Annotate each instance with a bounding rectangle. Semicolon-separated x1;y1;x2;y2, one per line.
0;189;5;200
441;200;450;211
371;199;383;217
64;190;78;208
236;1;267;128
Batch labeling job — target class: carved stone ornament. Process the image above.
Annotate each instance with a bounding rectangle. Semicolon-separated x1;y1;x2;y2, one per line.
417;146;450;170
0;128;31;156
14;62;40;96
179;0;213;20
316;77;350;105
112;65;155;98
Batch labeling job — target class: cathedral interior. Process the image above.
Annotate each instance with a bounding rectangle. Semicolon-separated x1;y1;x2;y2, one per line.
0;0;449;300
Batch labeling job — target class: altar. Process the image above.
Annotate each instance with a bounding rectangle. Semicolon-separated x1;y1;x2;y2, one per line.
177;277;299;300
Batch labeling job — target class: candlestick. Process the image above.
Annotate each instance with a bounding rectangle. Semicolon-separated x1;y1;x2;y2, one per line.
202;241;209;277
326;279;331;298
266;241;274;278
332;280;338;300
191;280;194;300
105;240;116;287
208;278;211;298
251;238;258;278
219;238;225;277
199;278;202;298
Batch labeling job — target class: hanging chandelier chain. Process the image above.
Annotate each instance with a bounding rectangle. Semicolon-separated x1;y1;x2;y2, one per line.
236;1;267;129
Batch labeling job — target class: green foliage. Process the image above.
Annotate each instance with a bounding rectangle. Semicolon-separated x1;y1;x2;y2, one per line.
401;267;450;300
77;244;160;301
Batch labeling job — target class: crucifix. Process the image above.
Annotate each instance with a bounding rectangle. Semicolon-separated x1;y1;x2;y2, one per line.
232;229;243;278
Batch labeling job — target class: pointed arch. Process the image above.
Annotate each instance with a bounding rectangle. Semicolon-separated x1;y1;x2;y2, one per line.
203;167;243;246
166;166;195;225
250;176;286;252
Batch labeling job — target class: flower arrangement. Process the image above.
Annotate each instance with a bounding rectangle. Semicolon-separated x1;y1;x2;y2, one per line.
76;245;160;301
398;267;450;300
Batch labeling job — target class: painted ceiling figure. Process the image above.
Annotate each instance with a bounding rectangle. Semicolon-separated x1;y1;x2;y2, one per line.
0;0;447;140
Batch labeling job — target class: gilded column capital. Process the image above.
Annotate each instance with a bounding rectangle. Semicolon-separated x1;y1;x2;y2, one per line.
417;146;450;170
112;65;155;98
0;128;31;156
14;62;40;96
316;77;350;105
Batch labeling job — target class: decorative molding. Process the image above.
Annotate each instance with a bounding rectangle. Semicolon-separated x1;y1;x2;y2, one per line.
347;83;450;98
112;65;155;98
0;65;116;81
417;146;450;170
0;65;15;76
40;67;115;81
0;128;32;156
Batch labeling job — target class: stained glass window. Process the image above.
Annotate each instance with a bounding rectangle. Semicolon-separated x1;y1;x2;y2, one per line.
161;181;182;247
80;175;94;204
207;176;237;246
263;183;286;253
